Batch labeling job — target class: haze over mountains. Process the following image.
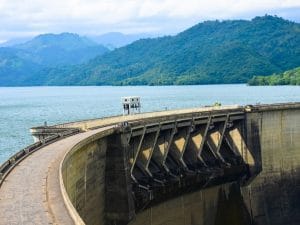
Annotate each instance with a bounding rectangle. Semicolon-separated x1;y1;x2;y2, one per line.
1;33;109;66
89;32;157;49
0;33;111;85
0;32;155;49
0;15;299;86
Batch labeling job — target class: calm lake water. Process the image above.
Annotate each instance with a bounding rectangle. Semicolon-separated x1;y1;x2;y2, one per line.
0;84;300;163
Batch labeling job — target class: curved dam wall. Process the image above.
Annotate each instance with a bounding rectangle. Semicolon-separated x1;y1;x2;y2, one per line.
59;103;300;225
61;129;114;225
242;105;300;225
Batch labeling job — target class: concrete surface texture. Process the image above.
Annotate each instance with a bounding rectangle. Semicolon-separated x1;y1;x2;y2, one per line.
241;108;300;225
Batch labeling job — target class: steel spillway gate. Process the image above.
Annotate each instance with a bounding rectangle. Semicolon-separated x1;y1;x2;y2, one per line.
120;112;252;211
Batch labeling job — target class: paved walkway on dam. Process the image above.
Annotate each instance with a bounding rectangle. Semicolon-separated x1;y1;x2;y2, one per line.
57;105;241;130
0;127;112;225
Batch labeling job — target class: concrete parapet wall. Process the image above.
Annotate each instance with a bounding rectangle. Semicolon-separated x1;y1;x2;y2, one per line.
61;128;114;225
53;105;242;130
242;106;300;225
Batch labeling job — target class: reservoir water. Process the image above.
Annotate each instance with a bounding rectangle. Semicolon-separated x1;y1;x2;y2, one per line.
0;84;300;163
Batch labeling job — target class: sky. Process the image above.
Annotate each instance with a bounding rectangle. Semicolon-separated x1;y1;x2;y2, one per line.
0;0;300;42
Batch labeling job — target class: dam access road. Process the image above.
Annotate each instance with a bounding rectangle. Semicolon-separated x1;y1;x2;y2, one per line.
0;103;300;225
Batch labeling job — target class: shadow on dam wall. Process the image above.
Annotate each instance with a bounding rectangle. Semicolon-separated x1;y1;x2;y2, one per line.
244;169;300;225
215;184;252;225
129;170;300;225
129;182;252;225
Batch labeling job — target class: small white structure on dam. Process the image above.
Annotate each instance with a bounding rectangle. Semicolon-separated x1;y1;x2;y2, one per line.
122;96;141;115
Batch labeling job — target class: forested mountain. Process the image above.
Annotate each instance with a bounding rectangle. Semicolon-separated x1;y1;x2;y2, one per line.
9;33;109;66
13;33;109;66
1;16;300;86
0;48;44;86
248;66;300;85
43;15;300;86
0;33;109;86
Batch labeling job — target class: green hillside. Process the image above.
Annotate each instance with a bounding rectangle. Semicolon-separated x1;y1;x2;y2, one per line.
248;67;300;85
1;15;300;86
0;48;44;86
0;33;110;86
14;33;109;66
44;15;300;86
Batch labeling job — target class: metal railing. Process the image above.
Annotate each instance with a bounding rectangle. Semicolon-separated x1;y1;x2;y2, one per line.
0;128;81;187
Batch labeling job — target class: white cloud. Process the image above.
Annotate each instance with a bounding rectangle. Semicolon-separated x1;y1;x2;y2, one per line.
0;0;299;40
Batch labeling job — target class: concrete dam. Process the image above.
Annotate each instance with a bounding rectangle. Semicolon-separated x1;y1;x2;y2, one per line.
0;103;299;225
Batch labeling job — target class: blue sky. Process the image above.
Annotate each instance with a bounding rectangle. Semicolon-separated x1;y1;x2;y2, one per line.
0;0;300;42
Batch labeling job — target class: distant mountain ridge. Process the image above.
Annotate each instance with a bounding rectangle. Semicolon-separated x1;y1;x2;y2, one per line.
41;15;300;86
0;15;300;86
0;33;110;85
10;33;109;66
15;33;97;51
0;32;155;85
90;32;157;49
0;37;32;47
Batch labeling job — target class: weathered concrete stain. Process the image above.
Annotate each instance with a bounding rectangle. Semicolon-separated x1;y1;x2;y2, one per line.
62;137;108;225
241;108;300;225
